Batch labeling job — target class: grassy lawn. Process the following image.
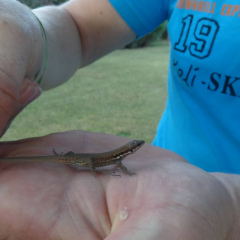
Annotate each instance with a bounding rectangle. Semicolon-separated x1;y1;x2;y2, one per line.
2;43;170;143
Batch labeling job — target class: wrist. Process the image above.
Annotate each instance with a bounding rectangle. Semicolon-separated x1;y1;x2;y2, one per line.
32;7;82;90
26;8;47;84
31;12;48;85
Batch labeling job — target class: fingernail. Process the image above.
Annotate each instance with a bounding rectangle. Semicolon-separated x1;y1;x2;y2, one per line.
20;85;42;107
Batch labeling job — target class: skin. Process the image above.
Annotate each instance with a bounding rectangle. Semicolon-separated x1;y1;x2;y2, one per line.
0;130;239;240
0;0;135;136
0;1;239;239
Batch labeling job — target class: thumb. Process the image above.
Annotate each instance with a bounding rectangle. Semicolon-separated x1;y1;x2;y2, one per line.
19;79;42;109
0;79;42;137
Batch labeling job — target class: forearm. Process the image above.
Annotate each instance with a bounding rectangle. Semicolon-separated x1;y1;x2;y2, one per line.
31;0;135;90
212;173;240;239
33;6;82;90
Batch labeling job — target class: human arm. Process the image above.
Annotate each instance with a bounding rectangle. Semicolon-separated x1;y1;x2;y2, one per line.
0;0;136;136
0;130;239;240
32;0;137;89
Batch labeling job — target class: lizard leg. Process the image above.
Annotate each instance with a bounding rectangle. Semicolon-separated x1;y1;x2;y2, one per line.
63;151;76;156
53;149;61;156
53;149;75;156
116;161;136;176
88;158;97;176
93;169;121;176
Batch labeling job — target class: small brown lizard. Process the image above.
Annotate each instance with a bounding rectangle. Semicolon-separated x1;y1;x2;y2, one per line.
0;140;145;176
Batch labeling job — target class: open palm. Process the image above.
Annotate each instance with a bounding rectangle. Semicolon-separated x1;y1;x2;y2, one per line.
0;131;236;240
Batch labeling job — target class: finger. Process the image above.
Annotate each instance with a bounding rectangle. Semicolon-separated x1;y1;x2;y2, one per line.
0;78;42;137
0;73;19;137
19;79;42;107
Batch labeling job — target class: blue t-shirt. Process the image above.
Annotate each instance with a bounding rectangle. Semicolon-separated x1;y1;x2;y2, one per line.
109;0;240;173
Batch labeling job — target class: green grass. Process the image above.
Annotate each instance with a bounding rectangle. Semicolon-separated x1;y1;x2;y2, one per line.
2;43;169;143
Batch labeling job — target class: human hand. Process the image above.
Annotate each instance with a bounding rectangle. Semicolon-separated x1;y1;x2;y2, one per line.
0;130;238;240
0;0;44;136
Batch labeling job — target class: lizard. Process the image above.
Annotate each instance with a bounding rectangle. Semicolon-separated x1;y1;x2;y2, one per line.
0;140;145;176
